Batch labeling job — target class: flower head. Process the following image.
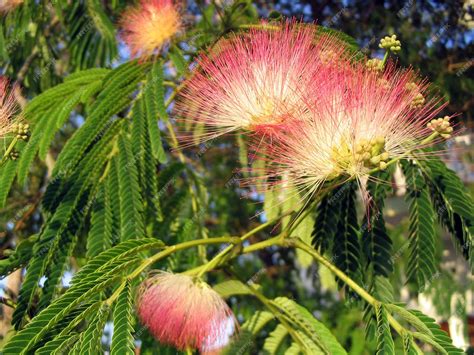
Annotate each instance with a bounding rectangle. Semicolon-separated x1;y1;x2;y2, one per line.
0;0;23;13
379;34;401;52
253;61;449;199
137;272;237;352
120;0;181;59
176;21;350;142
0;77;19;139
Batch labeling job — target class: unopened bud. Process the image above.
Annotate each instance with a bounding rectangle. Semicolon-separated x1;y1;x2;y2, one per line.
411;93;425;108
379;35;401;52
379;152;389;161
428;116;453;139
370;155;381;165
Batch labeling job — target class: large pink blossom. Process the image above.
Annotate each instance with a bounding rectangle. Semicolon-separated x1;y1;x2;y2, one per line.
176;21;350;142
137;272;237;353
251;60;450;200
120;0;181;59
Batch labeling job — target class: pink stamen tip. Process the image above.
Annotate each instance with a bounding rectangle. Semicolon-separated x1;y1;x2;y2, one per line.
175;20;352;144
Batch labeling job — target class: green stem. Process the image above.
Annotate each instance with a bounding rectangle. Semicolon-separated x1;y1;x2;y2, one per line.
186;210;295;277
293;239;422;352
106;280;127;306
381;50;390;67
0;297;16;309
163;80;177;88
128;237;238;280
241;235;284;254
229;269;309;353
420;131;440;146
0;137;18;166
188;194;324;277
194;239;241;278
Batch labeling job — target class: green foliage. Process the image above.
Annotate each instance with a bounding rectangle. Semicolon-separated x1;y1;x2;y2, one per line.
213;279;257;298
271;297;347;354
117;133;145;241
79;303;110;354
386;304;464;354
67;2;118;69
0;68;109;202
364;276;395;342
35;334;80;355
402;160;438;290
145;62;167;162
0;159;17;207
86;184;113;258
111;281;135;355
224;311;275;354
332;182;363;289
315;26;362;58
0;234;36;276
420;157;474;272
374;303;395;355
362;170;394;277
4;239;164;354
148;60;170;124
53;61;146;176
242;310;275;335
312;190;339;254
263;324;288;354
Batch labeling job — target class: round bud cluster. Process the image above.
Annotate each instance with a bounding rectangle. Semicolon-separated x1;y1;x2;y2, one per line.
379;35;401;52
427;116;453;139
9;149;19;160
366;58;383;71
13;122;30;141
411;93;426;108
355;136;389;170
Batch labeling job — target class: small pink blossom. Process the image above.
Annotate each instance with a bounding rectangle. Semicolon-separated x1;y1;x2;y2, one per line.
120;0;181;59
0;0;23;13
137;272;237;353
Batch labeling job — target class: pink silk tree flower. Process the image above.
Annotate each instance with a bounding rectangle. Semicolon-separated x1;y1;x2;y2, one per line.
120;0;181;59
252;60;452;202
0;0;23;13
175;21;350;143
0;77;19;139
137;272;237;353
